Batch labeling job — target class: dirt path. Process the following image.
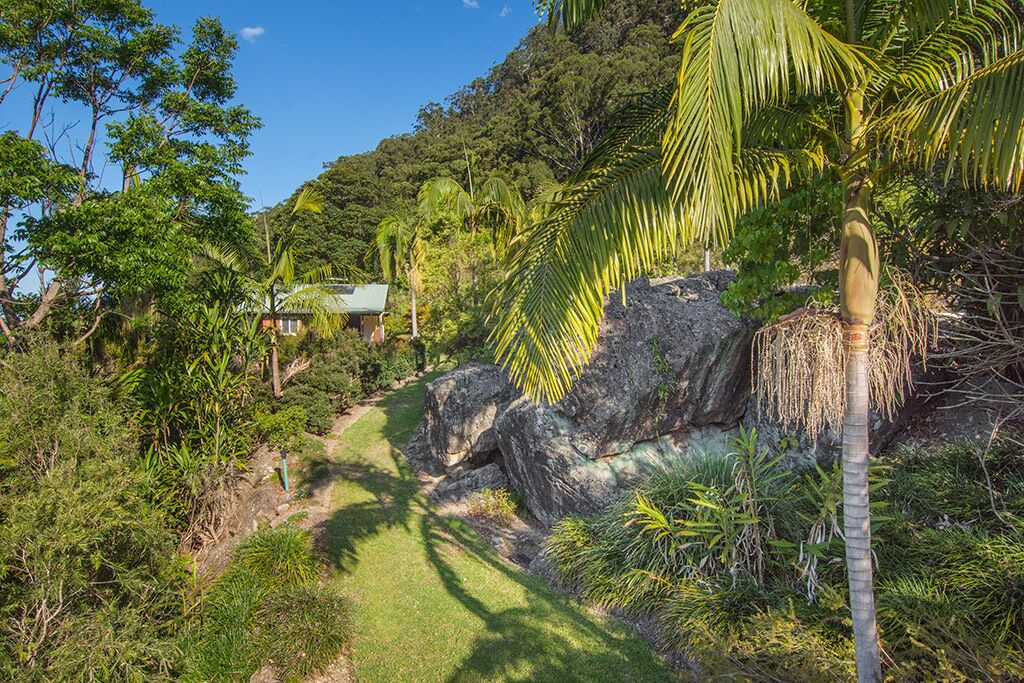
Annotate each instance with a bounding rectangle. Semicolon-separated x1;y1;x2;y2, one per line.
299;373;430;537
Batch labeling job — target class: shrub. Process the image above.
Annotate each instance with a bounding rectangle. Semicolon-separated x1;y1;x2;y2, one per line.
545;435;1024;680
135;304;267;538
252;404;307;451
179;524;348;682
0;337;183;681
467;488;519;526
283;330;419;433
359;339;417;394
281;383;336;435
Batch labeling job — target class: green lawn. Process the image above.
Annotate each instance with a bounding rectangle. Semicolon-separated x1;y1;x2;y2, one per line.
320;374;673;682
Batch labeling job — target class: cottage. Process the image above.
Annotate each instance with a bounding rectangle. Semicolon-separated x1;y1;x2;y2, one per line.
264;283;389;344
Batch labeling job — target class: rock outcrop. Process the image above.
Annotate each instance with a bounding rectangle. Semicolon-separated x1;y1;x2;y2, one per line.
418;362;518;471
407;272;761;522
492;272;756;523
405;271;941;525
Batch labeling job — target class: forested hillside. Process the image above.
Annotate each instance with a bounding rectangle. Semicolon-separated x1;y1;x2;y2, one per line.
264;0;684;279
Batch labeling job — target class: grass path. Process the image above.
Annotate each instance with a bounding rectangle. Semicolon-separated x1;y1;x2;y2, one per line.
314;373;673;683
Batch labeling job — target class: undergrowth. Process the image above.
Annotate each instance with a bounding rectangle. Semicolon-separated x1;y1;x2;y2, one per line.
546;431;1024;681
467;487;520;526
178;524;349;682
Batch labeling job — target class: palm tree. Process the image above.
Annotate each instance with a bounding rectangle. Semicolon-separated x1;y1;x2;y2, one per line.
495;1;1024;679
418;171;526;257
376;213;424;339
207;187;346;399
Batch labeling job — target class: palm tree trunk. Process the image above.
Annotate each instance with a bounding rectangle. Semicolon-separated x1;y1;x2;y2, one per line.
271;341;282;399
269;283;283;399
703;248;711;272
410;286;419;339
840;181;882;683
842;321;880;682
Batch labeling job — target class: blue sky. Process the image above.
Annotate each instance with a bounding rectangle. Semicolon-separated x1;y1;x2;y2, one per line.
151;0;540;209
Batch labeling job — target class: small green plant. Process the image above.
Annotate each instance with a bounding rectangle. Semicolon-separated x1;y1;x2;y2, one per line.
252;405;307;451
648;337;674;406
546;436;1024;679
778;433;800;451
179;525;348;682
467;488;519;526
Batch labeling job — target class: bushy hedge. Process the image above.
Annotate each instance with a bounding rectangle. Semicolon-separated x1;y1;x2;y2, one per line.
281;330;418;434
0;339;184;681
546;433;1024;681
0;339;351;681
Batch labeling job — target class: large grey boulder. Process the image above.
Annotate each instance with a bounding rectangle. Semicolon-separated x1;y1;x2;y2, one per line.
408;271;938;527
432;463;509;501
420;363;518;470
493;272;756;524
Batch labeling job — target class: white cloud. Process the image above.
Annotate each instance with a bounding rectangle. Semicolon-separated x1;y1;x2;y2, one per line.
463;0;480;8
499;4;511;17
239;26;265;43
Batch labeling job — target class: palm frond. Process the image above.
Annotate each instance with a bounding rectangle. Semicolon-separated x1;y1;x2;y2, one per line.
266;236;297;286
870;0;1019;96
490;143;684;404
577;87;673;174
535;0;608;29
377;213;424;286
863;0;1014;46
418;177;473;222
490;74;825;402
292;186;325;215
293;263;334;287
277;284;347;334
376;214;413;282
201;242;262;279
882;48;1024;191
662;0;864;246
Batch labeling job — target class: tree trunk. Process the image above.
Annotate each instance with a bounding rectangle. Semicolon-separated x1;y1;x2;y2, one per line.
271;341;282;399
703;248;711;272
842;322;881;683
410;286;419;339
840;182;882;683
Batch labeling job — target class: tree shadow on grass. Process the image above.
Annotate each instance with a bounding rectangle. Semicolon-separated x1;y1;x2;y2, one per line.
419;507;671;682
316;376;434;573
316;373;669;680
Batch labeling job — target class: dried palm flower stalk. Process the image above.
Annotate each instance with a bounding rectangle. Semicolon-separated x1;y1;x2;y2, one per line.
753;267;940;438
754;306;845;439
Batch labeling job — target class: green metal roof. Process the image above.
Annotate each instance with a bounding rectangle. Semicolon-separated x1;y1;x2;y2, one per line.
325;283;389;315
269;283;389;316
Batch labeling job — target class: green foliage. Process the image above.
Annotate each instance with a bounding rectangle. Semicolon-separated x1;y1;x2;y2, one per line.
280;383;338;436
547;437;1024;679
252;405;307;452
491;0;1024;407
884;439;1024;531
281;330;418;433
419;230;504;360
179;525;348;682
0;3;258;333
467;488;520;527
0;337;183;681
721;176;842;321
134;303;267;533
